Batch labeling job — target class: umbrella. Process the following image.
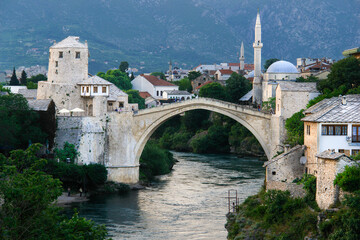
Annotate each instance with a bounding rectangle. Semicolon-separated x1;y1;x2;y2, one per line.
71;108;85;113
59;108;70;114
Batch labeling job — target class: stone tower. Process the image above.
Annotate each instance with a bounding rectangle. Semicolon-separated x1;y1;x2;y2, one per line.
47;36;88;84
37;36;89;111
169;59;173;81
252;10;263;105
240;41;245;71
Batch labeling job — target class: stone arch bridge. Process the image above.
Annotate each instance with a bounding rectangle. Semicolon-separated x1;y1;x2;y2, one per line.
105;98;283;183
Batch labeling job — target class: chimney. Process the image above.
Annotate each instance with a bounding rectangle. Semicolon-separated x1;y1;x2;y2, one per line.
284;144;291;153
342;95;347;105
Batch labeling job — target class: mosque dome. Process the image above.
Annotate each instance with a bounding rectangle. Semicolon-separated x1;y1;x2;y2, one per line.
266;60;298;73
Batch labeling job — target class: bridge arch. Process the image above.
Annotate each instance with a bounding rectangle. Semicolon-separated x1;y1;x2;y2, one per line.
133;99;272;166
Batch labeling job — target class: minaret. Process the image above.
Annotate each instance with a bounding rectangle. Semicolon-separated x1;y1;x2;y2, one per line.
240;41;245;71
169;59;173;81
252;9;263;105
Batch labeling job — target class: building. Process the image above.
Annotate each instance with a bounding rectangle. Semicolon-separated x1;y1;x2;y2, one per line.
302;95;360;176
139;91;157;108
214;69;234;84
163;90;193;101
37;36;133;116
296;57;334;69
275;82;319;119
191;74;212;92
131;74;179;99
297;58;333;79
342;47;360;59
194;80;213;94
262;61;301;102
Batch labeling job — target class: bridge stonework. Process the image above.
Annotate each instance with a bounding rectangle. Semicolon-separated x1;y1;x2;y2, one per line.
104;98;284;184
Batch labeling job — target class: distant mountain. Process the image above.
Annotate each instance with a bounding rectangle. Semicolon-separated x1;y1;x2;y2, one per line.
0;0;359;74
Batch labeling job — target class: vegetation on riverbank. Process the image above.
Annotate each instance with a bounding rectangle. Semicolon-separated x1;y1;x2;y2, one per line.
226;162;360;240
139;140;176;183
0;144;110;239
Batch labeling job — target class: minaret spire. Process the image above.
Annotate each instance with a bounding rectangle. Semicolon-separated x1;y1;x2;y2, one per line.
240;41;245;71
252;9;263;105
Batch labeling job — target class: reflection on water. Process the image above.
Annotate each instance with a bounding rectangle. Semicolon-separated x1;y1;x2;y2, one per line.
64;152;265;239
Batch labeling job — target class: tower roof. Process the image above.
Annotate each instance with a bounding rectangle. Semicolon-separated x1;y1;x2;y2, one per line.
256;10;261;26
51;36;87;49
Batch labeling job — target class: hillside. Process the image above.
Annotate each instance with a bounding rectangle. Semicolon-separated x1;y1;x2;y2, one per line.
0;0;359;74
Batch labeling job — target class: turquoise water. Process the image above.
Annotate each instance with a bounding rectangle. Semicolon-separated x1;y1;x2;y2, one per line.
64;152;265;239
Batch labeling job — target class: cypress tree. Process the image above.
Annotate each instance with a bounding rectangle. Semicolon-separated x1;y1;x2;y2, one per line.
20;70;27;85
130;72;135;80
10;67;19;86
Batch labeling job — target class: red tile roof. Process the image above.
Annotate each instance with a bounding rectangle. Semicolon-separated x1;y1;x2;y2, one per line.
141;74;176;86
139;91;152;99
244;64;254;70
196;81;213;89
228;63;240;67
218;69;234;75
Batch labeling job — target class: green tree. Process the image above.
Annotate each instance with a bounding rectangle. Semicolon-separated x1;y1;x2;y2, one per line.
125;89;145;109
119;61;129;73
130;72;135;80
10;67;19;86
318;57;360;94
285;110;305;146
0;94;47;152
0;145;109;239
264;58;279;71
54;142;78;163
20;70;27;85
97;69;132;90
177;77;192;92
188;71;202;81
225;72;252;103
26;81;38;89
190;125;230;153
199;82;226;100
296;75;319;82
182;110;210;133
27;74;47;83
151;72;166;80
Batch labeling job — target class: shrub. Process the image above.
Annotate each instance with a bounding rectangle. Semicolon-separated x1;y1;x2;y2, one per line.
334;165;360;193
84;164;108;187
54;142;78;163
285;110;305;146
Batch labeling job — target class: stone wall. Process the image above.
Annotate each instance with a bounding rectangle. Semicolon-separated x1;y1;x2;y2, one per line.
264;145;305;183
266;181;306;198
304;122;319;176
55;116;107;165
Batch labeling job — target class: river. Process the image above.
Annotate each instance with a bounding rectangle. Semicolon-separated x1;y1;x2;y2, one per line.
64;152;265;239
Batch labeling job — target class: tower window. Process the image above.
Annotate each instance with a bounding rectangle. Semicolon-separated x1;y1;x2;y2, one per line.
55;61;58;67
55;70;58;74
306;125;311;135
102;87;107;93
94;86;98;93
86;87;89;93
59;52;63;58
76;52;80;59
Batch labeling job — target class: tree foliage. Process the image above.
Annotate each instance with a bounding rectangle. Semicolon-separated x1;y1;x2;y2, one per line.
0;145;109;239
225;72;252;103
296;75;319;83
199;82;226;100
190;125;230;153
119;61;129;73
97;69;132;90
176;77;192;92
188;71;202;81
317;57;360;94
0;94;47;152
151;72;166;80
27;74;47;83
54;142;78;163
334;165;360;193
125;89;145;109
20;70;27;85
10;67;19;86
285;110;305;146
264;58;279;71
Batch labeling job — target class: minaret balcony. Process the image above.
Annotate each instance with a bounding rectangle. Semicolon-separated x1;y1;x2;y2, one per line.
253;42;263;48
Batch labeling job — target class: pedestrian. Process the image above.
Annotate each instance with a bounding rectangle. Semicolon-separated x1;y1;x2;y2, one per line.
67;187;71;197
79;187;83;197
257;104;261;111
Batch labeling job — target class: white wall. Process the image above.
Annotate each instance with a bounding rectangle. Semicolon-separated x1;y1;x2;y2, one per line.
318;123;360;154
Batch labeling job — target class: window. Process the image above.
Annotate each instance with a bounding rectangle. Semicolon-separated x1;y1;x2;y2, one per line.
93;86;98;93
198;83;201;86
82;87;85;93
352;125;360;142
352;150;360;156
55;69;58;74
306;125;311;135
86;87;89;93
59;52;63;58
157;91;159;96
55;61;58;67
322;125;347;136
108;103;113;106
338;149;345;153
76;52;80;59
160;91;163;96
119;102;124;108
272;171;276;175
102;87;106;93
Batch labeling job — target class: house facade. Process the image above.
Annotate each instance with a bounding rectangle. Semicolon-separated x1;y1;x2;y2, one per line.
131;74;179;99
302;95;360;176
